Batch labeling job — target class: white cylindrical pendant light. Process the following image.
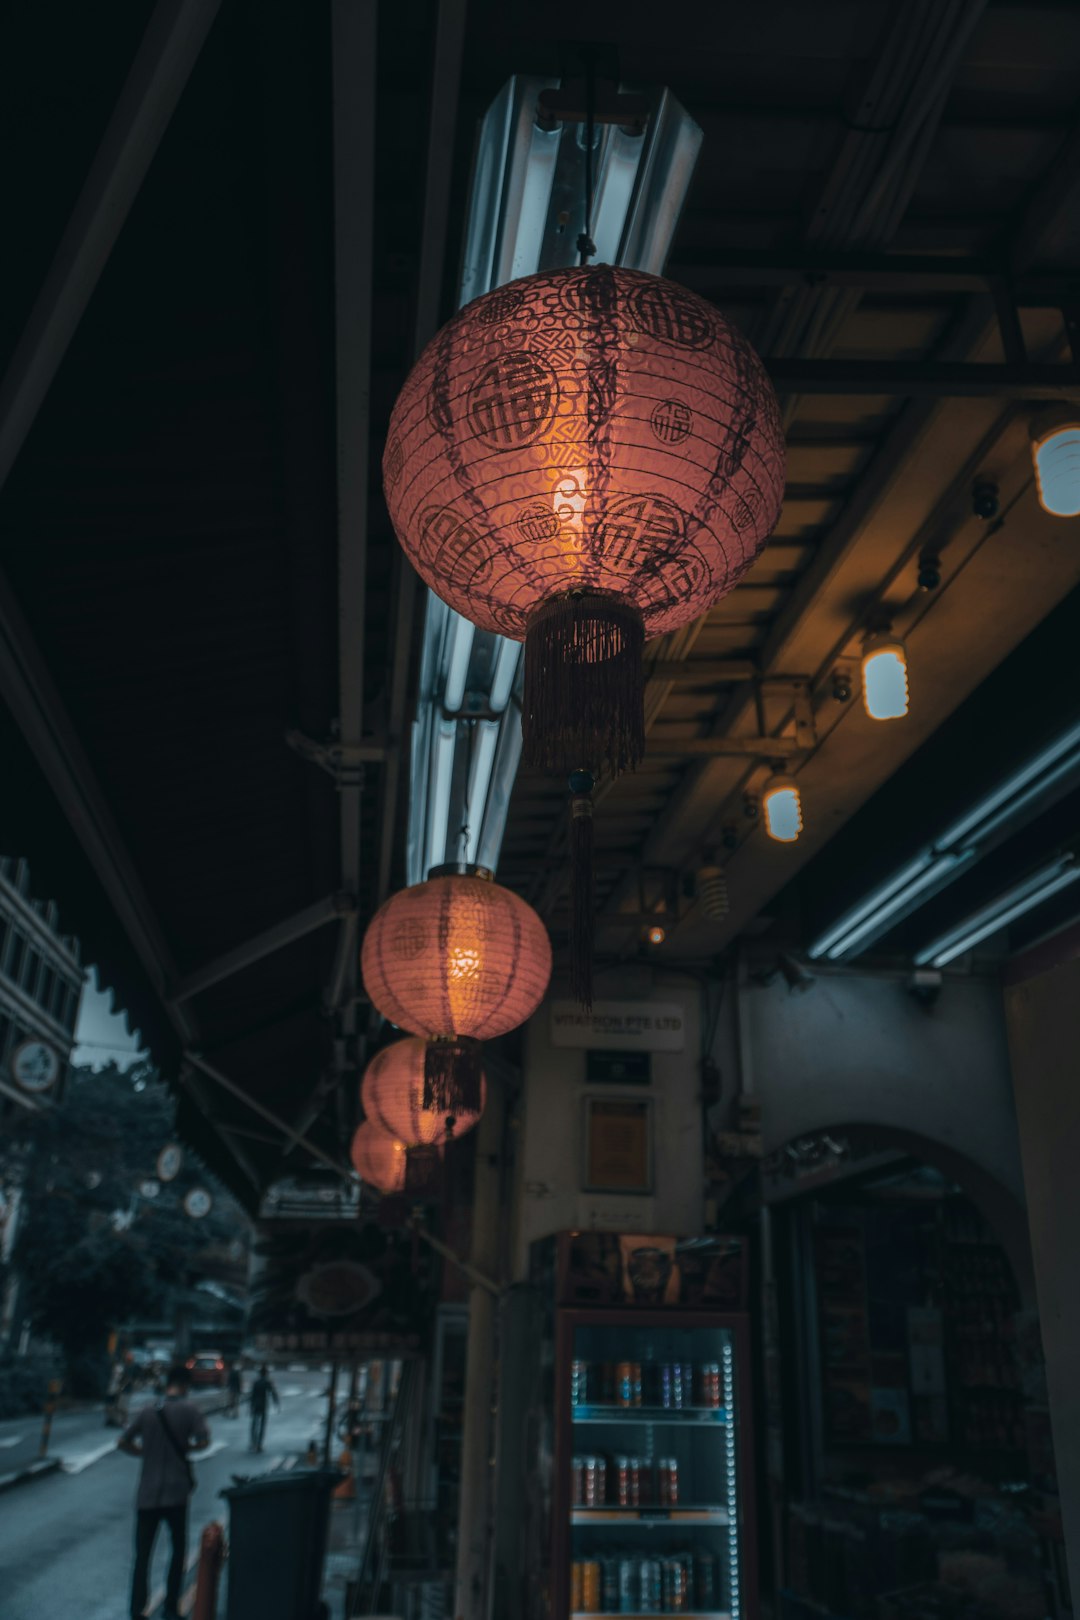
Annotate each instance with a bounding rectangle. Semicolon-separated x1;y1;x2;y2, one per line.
1031;411;1080;518
763;774;803;843
861;631;909;721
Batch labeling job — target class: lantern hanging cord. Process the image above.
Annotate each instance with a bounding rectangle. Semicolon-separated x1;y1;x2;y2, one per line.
577;52;597;264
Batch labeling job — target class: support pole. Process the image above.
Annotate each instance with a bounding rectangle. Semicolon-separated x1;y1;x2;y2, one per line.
454;1079;505;1620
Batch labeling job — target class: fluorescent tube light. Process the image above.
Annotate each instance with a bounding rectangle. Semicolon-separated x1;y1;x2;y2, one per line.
475;709;524;875
463;721;500;864
488;637;521;714
915;859;1080;968
442;612;475;714
936;717;1080;850
425;721;457;874
819;854;969;961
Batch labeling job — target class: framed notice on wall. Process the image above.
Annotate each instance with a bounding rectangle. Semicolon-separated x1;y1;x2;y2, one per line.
583;1097;653;1194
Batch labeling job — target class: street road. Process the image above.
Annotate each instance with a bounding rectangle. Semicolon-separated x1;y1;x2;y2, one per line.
0;1367;332;1620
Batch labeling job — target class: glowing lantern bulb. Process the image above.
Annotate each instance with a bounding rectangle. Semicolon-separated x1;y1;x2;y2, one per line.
646;924;666;946
763;775;803;843
1031;412;1080;517
861;633;909;721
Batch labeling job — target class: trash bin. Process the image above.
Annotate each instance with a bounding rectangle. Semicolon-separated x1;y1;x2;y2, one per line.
222;1468;343;1620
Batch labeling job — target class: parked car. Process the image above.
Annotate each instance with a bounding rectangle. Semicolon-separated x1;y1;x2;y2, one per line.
186;1351;227;1387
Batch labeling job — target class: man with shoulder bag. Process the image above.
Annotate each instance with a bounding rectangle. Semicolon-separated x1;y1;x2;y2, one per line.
119;1361;211;1620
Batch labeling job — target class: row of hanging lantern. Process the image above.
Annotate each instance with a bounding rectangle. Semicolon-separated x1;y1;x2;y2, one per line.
351;866;552;1194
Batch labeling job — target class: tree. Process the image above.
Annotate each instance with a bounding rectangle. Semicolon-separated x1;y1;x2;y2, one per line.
7;1061;250;1392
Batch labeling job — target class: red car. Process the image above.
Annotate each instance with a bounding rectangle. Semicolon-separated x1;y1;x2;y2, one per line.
186;1351;227;1387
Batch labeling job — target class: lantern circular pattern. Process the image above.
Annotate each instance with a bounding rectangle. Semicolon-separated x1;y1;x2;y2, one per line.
383;264;785;776
361;871;551;1041
351;1121;408;1196
361;1037;486;1146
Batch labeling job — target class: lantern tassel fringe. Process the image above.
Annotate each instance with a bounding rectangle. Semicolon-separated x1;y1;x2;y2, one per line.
522;592;645;779
424;1037;484;1119
569;787;595;1010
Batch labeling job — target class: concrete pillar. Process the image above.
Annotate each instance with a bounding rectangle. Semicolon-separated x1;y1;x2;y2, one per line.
1004;958;1080;1596
454;1080;504;1620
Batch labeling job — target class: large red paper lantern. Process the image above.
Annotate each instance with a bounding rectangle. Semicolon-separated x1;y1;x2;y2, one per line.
361;1037;486;1145
350;1121;408;1196
361;868;551;1115
383;264;785;780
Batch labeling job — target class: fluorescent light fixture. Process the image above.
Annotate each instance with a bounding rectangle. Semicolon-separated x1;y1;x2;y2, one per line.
1031;410;1080;518
861;635;909;721
590;125;645;264
809;714;1080;962
475;709;524;875
619;87;703;275
460;77;560;305
488;637;521;714
816;853;972;961
915;858;1080;968
936;716;1080;850
442;612;475;714
763;775;802;843
424;722;457;874
462;721;500;864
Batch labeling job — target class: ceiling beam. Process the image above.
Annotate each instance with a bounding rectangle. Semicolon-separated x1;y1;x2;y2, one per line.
0;0;222;494
376;0;469;910
670;248;1080;306
764;359;1080;399
171;893;356;1004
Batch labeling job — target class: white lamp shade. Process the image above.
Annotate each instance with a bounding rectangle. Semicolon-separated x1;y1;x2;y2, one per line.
861;638;909;721
764;777;802;843
1032;416;1080;518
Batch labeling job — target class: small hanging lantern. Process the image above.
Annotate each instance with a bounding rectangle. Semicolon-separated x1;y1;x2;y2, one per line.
361;865;551;1117
350;1121;408;1196
861;629;909;721
1031;410;1080;517
383;266;784;1007
361;1036;485;1146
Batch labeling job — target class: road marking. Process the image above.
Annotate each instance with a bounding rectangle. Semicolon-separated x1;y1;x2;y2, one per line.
0;1434;23;1448
61;1439;120;1474
199;1439;229;1459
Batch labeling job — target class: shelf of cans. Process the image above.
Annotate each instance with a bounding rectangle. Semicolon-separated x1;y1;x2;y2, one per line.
572;1359;723;1412
571;1550;727;1614
573;1454;691;1510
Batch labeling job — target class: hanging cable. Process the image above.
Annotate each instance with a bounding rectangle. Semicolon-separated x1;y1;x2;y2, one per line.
577;51;597;264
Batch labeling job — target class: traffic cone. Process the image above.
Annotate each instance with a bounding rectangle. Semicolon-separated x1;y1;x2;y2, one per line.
332;1445;355;1501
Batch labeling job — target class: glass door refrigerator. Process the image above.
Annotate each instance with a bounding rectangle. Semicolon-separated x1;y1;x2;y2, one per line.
533;1231;757;1620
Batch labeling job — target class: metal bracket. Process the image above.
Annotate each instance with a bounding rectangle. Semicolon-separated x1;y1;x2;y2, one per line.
285;728;387;785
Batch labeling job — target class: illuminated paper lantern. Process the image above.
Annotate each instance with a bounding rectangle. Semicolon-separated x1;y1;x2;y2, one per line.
350;1121;408;1195
361;1036;485;1145
383;264;785;780
361;868;551;1115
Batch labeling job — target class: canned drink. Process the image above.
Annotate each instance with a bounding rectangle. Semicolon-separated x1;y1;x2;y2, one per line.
670;1363;687;1409
657;1457;679;1505
627;1455;641;1506
615;1454;630;1507
659;1362;673;1408
699;1361;721;1408
602;1557;619;1612
571;1562;584;1612
639;1558;662;1614
616;1360;634;1408
694;1551;718;1610
571;1455;585;1505
632;1362;643;1406
663;1556;689;1613
617;1556;638;1614
581;1560;602;1613
570;1359;590;1406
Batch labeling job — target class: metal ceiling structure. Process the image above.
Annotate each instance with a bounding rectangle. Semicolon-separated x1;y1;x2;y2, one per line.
2;0;1080;1203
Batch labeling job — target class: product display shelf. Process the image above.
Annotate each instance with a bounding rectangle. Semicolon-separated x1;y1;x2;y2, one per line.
571;1507;731;1526
570;1612;733;1619
572;1406;730;1426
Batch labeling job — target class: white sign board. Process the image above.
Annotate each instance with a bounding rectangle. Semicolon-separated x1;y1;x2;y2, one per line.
550;1000;686;1052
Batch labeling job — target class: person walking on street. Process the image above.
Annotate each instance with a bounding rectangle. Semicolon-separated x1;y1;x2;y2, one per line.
226;1360;243;1417
119;1361;210;1620
249;1363;279;1452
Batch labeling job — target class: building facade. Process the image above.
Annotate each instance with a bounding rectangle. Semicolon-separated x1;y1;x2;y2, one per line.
0;856;83;1116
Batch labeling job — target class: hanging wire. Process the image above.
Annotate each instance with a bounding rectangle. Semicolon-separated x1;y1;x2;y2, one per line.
577;51;597;264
